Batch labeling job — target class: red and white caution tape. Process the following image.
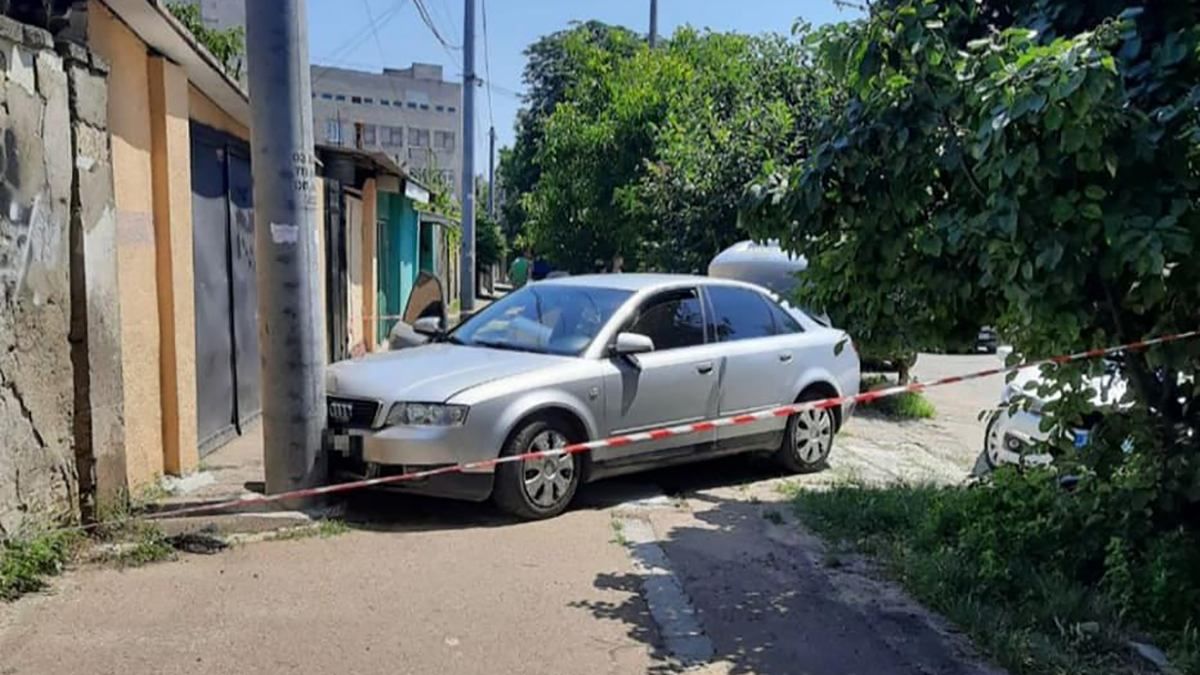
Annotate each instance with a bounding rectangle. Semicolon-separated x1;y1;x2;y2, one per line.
146;330;1200;520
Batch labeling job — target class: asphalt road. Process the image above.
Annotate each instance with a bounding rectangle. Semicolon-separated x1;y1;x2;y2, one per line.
0;354;1005;675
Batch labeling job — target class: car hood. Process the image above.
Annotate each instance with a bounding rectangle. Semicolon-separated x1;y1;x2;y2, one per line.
326;343;568;403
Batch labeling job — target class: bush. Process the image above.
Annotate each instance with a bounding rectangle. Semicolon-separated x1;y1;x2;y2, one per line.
793;466;1200;674
1;530;82;601
860;374;936;420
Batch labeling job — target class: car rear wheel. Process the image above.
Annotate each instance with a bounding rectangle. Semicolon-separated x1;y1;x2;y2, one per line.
982;410;1004;470
493;418;580;519
775;393;836;473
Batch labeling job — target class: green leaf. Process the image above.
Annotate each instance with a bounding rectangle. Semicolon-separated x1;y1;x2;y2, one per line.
1081;203;1103;220
1084;185;1106;200
1104;152;1118;178
1045;105;1064;131
924;20;945;30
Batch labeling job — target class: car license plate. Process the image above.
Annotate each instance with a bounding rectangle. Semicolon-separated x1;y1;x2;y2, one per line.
1072;429;1090;448
332;433;350;454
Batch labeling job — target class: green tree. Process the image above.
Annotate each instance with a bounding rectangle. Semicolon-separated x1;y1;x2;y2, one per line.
742;0;1200;517
498;22;640;243
166;2;245;79
519;27;818;273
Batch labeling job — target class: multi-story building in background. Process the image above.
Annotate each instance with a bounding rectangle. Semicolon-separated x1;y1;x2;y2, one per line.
310;63;463;199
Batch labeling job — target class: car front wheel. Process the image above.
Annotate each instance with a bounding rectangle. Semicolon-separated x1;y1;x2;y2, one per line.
493;418;581;519
775;393;836;473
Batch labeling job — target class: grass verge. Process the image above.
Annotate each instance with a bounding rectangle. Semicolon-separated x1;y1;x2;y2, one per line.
790;475;1200;675
1;529;84;601
860;374;936;420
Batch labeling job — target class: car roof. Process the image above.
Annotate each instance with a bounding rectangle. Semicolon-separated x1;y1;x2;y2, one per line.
536;273;762;293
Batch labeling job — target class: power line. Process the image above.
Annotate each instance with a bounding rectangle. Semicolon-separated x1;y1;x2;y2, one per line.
313;0;408;81
361;0;405;118
412;0;461;50
481;0;495;130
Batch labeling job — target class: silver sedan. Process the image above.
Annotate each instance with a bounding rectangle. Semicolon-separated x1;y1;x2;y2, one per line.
325;274;861;519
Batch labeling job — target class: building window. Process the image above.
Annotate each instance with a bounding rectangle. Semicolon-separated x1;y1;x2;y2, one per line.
379;99;390;106
435;104;445;112
335;94;346;101
419;103;430;110
321;93;333;100
407;101;417;109
351;95;362;104
434;130;455;151
325;118;342;144
382;125;405;147
357;124;377;147
394;100;404;107
364;97;374;104
447;106;457;113
408;127;430;148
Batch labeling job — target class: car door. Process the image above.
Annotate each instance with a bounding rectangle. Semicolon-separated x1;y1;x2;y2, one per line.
597;287;722;465
705;284;808;449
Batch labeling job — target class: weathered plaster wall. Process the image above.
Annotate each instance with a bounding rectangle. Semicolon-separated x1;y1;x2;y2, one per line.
0;15;76;536
87;4;163;490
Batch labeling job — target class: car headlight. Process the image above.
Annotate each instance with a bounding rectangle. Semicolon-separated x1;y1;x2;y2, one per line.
385;402;469;427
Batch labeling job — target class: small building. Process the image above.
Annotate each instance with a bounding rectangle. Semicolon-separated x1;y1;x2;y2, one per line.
310;63;463;198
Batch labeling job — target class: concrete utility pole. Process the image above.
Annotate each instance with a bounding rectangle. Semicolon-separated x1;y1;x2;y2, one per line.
649;0;658;48
245;0;326;494
487;125;496;218
460;0;478;313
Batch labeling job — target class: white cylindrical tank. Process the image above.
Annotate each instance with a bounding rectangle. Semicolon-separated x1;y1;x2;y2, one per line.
707;240;807;295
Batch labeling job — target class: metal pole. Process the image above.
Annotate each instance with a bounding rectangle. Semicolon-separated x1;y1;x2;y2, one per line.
649;0;658;48
245;0;326;494
487;126;496;218
460;0;477;312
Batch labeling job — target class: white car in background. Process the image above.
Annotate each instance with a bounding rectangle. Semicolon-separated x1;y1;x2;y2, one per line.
982;356;1127;469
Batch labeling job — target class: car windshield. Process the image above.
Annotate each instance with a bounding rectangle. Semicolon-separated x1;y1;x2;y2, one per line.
450;284;632;356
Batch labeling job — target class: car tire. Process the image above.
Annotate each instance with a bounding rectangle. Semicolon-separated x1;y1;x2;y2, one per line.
774;392;836;473
492;417;581;520
982;410;1004;470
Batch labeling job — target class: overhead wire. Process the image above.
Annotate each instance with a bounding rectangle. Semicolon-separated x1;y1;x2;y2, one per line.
481;0;495;130
313;0;408;82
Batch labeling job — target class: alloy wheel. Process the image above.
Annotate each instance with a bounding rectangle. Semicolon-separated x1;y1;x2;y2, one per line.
521;430;574;508
792;409;833;464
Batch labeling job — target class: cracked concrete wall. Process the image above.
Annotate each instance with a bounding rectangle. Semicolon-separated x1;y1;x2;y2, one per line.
60;37;124;520
0;14;77;537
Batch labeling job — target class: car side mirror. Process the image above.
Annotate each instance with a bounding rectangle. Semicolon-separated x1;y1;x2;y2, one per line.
412;316;443;337
613;332;654;357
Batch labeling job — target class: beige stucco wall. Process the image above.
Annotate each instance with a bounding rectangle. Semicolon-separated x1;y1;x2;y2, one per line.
89;3;163;490
148;56;199;476
188;85;248;140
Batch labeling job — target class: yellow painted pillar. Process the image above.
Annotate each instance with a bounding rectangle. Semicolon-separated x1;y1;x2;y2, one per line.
90;5;164;489
362;178;378;351
148;56;199;476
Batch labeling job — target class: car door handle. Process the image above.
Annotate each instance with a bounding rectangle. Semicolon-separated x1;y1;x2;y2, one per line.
778;353;794;363
696;361;714;374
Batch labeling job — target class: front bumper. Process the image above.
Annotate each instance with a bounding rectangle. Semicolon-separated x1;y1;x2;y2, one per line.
984;408;1093;467
326;432;495;501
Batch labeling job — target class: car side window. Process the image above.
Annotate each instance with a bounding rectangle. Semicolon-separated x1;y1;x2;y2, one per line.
626;288;706;351
708;286;775;342
768;300;804;334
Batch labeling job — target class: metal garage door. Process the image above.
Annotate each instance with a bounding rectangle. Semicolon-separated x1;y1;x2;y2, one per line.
190;123;261;454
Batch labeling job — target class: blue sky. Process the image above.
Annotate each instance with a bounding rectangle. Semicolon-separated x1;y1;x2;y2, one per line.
307;0;859;170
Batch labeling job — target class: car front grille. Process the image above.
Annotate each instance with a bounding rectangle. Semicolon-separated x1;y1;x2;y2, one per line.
327;397;381;430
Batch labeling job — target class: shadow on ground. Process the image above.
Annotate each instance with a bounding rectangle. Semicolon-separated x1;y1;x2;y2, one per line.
571;485;1000;675
330;454;795;533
